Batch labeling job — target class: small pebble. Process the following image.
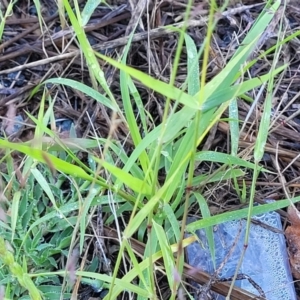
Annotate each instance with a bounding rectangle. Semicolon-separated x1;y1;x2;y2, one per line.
56;119;73;132
7;72;25;87
28;5;38;16
2;115;24;136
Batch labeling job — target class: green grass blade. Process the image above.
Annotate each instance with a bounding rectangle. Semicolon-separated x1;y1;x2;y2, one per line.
195;151;271;172
43;78;119;111
62;0;120;111
102;236;196;299
32;0;43;33
124;239;149;292
75;271;150;297
194;192;215;268
162;107;196;143
95;139;144;179
153;221;175;289
187;196;300;232
120;60;151;180
124;159;188;237
191;169;245;187
127;77;148;134
79;186;101;253
96;52;199;109
0;0;14;41
201;65;286;112
163;204;181;242
185;34;200;95
81;0;101;26
10;190;21;242
0;139;93;181
232;0;281;60
31;168;60;211
199;38;259;102
93;157;152;195
229;99;239;156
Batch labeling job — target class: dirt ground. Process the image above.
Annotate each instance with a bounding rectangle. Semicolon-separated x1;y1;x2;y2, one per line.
1;0;300;299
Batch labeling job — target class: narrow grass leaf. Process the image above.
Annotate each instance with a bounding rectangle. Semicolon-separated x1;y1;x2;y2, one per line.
104;236;196;299
187;196;300;232
63;0;120;110
96;53;199;109
232;0;281;60
0;219;11;231
31;168;68;221
0;0;14;41
170;178;185;211
125;155;189;237
122;106;195;177
164;104;227;204
94;138;144;179
93;157;152;195
10;190;21;242
162;106;195;143
122;126;161;175
195;151;271;172
229;99;239;156
194;192;215;267
81;0;101;26
128;77;148;134
163;119;196;203
199;38;259;102
0;139;94;181
254;85;275;162
163;204;181;242
202;0;280;100
43;138;99;151
185;34;200;96
120;58;151;179
34;88;47;143
22;274;42;300
43;78;118;111
120;71;141;147
232;1;281;83
105;202;133;224
164;103;230;205
163;143;173;173
76;271;150;297
124;239;148;291
153;221;175;288
25;112;108;182
192;169;245;186
201;65;286;112
32;0;43;33
80;187;101;253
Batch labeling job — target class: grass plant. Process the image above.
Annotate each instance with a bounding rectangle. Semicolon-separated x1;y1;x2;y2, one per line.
0;0;298;299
